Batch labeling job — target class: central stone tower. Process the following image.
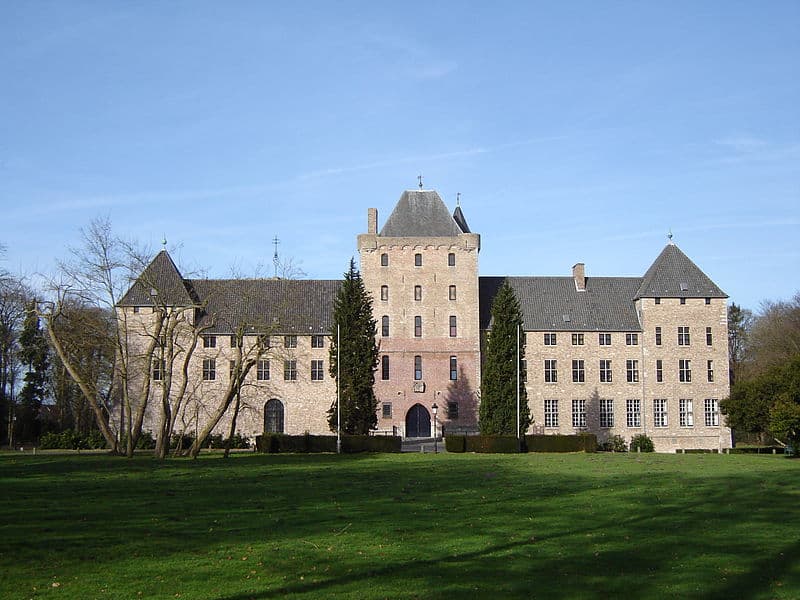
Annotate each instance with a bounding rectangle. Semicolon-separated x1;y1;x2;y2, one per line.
358;189;481;437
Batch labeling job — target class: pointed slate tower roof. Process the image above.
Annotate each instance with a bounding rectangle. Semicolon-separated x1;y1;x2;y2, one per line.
118;250;195;306
379;190;466;237
452;205;471;233
635;243;726;299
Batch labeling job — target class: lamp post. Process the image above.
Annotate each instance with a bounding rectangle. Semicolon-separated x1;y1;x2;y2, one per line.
431;403;438;454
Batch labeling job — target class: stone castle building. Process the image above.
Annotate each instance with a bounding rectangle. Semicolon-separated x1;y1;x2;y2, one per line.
119;188;731;452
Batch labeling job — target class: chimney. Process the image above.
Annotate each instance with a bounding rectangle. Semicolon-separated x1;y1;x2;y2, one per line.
572;263;586;291
367;208;378;234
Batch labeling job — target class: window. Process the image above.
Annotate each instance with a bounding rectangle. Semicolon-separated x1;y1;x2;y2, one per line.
656;359;663;382
414;355;422;380
680;297;686;305
381;285;388;301
600;360;612;383
414;285;422;301
626;399;641;427
544;333;557;345
380;253;389;266
264;399;284;434
414;253;422;267
655;327;662;346
449;315;457;337
572;333;584;346
655;297;661;305
706;327;713;346
599;333;611;346
705;297;711;305
544;399;559;427
653;399;668;427
600;399;614;428
203;335;216;348
258;335;271;349
381;316;389;337
626;333;639;346
626;359;639;383
311;359;324;381
202;358;216;381
449;285;457;301
704;398;719;426
447;401;459;419
450;356;458;381
133;306;140;313
680;399;694;427
572;399;586;428
230;335;242;348
257;359;270;381
312;335;325;348
381;355;390;380
678;326;690;346
448;252;455;266
152;359;165;381
382;403;392;419
283;360;297;381
229;360;236;379
707;360;714;382
284;335;297;348
679;359;692;382
414;316;422;337
572;359;585;383
544;359;558;383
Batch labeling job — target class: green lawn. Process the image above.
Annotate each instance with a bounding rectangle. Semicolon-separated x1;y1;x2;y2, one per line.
0;452;798;599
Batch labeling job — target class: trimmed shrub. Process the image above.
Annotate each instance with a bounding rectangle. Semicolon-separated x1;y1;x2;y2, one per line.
600;435;627;452
208;433;251;449
630;434;655;452
170;433;195;451
728;446;785;454
525;434;597;453
681;448;719;454
39;429;109;450
445;435;466;453
255;433;399;453
465;435;521;453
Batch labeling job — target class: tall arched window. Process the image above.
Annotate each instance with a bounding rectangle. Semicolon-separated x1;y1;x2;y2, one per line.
264;399;285;433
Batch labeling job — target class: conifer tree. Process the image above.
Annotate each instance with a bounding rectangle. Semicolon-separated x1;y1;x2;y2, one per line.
18;300;49;441
479;281;530;436
328;259;379;434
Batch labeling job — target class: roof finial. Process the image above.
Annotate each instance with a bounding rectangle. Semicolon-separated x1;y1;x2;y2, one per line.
417;174;423;189
161;235;167;249
456;192;461;207
272;235;280;278
667;229;674;244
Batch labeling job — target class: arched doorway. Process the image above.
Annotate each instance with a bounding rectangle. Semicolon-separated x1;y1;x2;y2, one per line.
264;399;284;433
406;404;431;438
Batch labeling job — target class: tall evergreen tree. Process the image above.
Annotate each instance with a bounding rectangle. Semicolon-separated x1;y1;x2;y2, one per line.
17;300;49;442
328;259;379;434
479;281;530;436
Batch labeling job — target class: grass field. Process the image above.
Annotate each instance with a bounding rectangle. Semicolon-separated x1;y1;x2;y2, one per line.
1;452;798;599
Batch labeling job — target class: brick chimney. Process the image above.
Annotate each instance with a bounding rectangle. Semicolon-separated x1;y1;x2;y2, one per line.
367;208;378;234
572;263;586;291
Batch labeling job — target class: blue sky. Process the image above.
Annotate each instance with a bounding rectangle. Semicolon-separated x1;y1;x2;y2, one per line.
1;1;798;310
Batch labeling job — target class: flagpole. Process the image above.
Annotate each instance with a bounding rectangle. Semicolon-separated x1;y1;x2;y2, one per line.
337;323;341;454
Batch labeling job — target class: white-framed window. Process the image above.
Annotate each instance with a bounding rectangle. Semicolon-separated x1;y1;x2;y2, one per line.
151;358;165;381
599;333;611;346
257;359;270;381
707;360;714;382
678;326;690;346
680;399;694;427
544;399;559;428
284;335;297;348
626;359;639;383
706;327;713;346
626;333;639;346
544;333;557;345
203;335;216;348
572;399;586;428
572;333;584;346
312;335;325;348
202;358;216;381
600;399;614;428
679;359;692;382
544;359;558;383
626;399;641;428
381;285;388;301
450;356;458;381
283;359;297;381
655;326;662;346
653;399;668;427
311;359;324;381
572;359;585;383
600;359;612;383
704;398;719;426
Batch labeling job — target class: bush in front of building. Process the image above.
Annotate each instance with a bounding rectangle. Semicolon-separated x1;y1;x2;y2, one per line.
464;435;522;453
599;435;628;452
255;433;400;453
525;434;597;453
39;429;107;450
445;435;466;453
630;434;654;452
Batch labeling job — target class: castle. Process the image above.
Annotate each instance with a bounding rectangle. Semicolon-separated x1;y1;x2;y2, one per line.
119;188;732;452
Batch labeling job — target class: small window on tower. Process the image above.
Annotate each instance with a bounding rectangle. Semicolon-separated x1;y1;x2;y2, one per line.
381;253;389;266
414;253;422;267
448;253;455;266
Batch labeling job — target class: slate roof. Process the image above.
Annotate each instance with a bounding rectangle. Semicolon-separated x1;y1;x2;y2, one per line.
480;276;644;332
636;243;727;299
118;250;196;307
379;190;467;237
452;205;471;233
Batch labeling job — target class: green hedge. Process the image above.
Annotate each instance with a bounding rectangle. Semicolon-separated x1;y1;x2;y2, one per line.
255;434;400;453
525;434;597;453
728;446;785;454
445;435;466;453
39;429;107;450
464;435;521;453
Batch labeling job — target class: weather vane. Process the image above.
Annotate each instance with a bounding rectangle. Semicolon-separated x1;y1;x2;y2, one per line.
456;192;461;207
417;174;423;189
273;235;280;277
667;229;674;243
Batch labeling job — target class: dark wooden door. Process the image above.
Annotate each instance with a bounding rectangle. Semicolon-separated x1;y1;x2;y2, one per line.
406;404;431;438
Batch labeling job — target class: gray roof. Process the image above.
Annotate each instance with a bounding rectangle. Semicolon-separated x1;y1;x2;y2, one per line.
452;205;471;233
480;276;643;332
636;243;727;299
118;250;195;306
379;190;467;237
